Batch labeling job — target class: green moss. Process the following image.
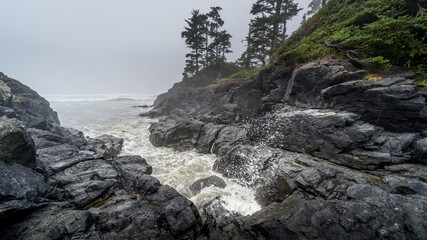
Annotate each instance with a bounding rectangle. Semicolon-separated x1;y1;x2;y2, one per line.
273;0;426;74
82;195;115;210
229;68;262;80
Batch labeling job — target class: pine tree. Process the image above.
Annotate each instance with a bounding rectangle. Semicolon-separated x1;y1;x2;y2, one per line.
208;7;232;64
181;10;207;78
241;0;301;67
304;0;328;19
182;7;233;78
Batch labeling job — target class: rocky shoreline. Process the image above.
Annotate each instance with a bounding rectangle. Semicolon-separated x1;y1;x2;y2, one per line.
146;60;427;239
0;73;201;239
1;59;426;239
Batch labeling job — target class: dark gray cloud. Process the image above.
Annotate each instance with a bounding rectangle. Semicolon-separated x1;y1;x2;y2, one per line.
0;0;310;94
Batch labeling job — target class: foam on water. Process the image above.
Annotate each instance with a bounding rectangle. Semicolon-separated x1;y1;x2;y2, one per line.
46;94;261;216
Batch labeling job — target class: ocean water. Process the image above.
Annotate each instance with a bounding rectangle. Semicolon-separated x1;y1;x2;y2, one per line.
45;94;261;215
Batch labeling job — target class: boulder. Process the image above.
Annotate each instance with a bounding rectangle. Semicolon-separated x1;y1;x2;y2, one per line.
0;73;60;130
149;117;204;151
189;176;226;195
0;118;36;168
87;134;124;159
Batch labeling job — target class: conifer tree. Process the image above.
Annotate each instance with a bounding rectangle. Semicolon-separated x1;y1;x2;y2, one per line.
182;7;233;78
181;10;207;78
241;0;301;67
303;0;329;20
208;7;232;64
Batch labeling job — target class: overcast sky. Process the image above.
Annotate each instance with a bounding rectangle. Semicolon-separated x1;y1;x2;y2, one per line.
0;0;310;95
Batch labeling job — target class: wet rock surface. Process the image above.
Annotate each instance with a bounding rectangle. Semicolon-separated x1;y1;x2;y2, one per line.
0;118;36;168
146;60;427;239
0;73;202;239
189;176;226;195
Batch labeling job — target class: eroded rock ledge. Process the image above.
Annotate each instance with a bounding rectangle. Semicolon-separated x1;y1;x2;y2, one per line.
146;60;427;239
0;73;201;239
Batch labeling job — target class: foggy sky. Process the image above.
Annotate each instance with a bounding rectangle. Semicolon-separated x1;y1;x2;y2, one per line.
0;0;311;95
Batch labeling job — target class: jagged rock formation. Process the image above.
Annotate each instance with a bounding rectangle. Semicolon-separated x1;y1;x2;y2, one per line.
147;60;427;239
0;73;201;239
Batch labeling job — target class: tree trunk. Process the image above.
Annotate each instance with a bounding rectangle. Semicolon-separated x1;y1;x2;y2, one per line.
205;32;209;67
322;0;326;6
272;0;283;51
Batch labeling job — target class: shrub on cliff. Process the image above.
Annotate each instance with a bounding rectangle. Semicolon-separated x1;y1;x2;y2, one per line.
181;62;242;87
273;0;426;77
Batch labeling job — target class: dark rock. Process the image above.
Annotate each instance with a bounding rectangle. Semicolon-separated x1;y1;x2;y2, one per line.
199;196;239;228
36;143;100;176
0;163;48;201
149;117;205;151
211;126;248;156
0;163;50;225
249;108;421;170
143;185;203;238
322;76;427;132
110;156;158;195
87;134;123;159
1;205;97;240
0;106;16;118
195;123;225;153
94;195;172;239
0;118;36;168
0;73;60;130
189;176;226;195
133;104;151;108
284;60;367;107
413;137;427;164
51;159;118;208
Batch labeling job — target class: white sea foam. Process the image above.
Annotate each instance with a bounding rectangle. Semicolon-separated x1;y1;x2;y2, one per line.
48;94;261;216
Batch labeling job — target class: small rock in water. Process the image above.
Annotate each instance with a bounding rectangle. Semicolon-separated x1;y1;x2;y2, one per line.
189;176;226;195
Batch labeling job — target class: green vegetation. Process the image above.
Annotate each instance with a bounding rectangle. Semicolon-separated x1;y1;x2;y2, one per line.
228;68;263;80
273;0;427;74
180;1;426;87
181;62;243;87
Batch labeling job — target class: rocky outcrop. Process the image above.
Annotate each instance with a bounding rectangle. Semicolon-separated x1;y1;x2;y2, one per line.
0;73;60;130
146;60;427;239
248;107;420;170
149;117;248;156
0;74;202;239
